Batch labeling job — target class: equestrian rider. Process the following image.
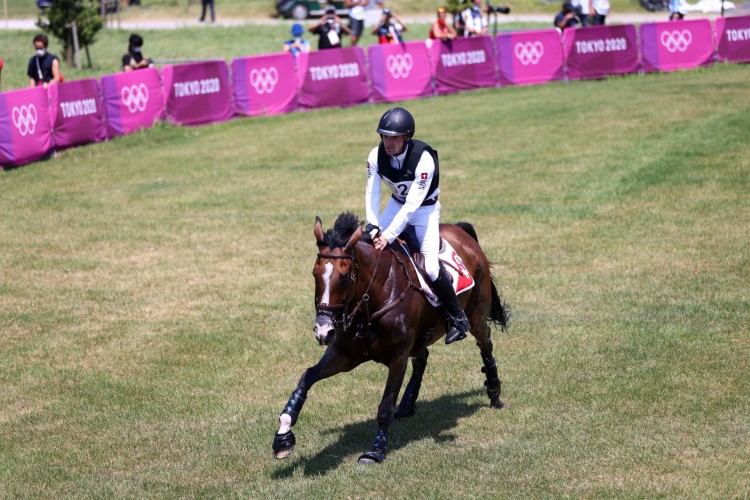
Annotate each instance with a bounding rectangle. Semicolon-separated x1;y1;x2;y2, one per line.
365;107;471;344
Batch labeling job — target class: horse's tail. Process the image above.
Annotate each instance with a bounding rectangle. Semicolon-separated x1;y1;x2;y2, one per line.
488;275;511;331
455;221;479;243
456;221;511;332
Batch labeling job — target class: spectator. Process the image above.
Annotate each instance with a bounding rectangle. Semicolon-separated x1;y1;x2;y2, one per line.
372;8;407;44
27;34;60;88
284;23;311;58
199;0;215;23
429;7;457;41
462;0;487;37
345;0;366;45
591;0;609;25
309;6;350;50
122;33;153;72
0;57;3;91
669;0;686;20
554;2;578;31
571;0;590;27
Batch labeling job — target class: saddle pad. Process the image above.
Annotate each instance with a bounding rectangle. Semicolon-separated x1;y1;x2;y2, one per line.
399;239;476;307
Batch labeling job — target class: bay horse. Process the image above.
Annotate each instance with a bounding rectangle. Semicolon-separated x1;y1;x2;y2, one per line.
272;212;509;464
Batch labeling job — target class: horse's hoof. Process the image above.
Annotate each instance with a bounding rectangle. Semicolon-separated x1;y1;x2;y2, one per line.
358;450;385;464
272;430;296;459
489;399;504;409
274;447;294;459
394;406;415;420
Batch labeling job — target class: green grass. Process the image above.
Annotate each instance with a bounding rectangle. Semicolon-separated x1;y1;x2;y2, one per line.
1;60;749;496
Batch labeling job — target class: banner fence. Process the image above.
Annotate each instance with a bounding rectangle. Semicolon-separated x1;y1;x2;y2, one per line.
2;15;748;168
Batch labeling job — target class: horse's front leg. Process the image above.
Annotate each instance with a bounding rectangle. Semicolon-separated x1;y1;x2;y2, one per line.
273;345;362;459
358;351;410;464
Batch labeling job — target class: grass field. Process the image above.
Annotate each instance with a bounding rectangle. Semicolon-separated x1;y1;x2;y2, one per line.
1;58;749;496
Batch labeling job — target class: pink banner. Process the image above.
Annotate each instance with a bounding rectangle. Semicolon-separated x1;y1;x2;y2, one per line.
48;78;107;149
715;15;750;63
563;25;639;80
0;87;52;168
640;19;714;73
296;47;370;109
368;41;433;103
497;29;564;86
432;36;497;94
162;60;233;126
232;52;298;116
100;67;164;137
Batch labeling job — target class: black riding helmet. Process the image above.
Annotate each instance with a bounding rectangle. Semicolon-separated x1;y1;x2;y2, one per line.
376;107;415;138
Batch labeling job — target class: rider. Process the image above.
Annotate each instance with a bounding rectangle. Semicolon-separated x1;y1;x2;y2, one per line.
365;107;471;344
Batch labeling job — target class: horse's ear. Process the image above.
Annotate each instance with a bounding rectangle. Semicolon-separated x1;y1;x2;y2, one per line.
314;216;324;244
345;223;363;253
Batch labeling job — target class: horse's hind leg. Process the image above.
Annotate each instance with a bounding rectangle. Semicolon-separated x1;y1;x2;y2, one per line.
473;321;503;409
394;348;429;420
273;345;363;459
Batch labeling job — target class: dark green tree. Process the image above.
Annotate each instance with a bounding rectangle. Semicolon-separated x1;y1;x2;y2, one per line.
38;0;103;67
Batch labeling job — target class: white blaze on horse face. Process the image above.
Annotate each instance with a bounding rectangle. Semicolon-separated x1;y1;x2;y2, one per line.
321;262;333;306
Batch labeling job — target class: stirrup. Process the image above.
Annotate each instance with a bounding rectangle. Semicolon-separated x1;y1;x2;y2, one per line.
445;312;469;344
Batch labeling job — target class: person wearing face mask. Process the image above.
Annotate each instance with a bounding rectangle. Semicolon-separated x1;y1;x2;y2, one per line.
429;7;457;41
365;107;471;345
461;0;488;37
122;34;153;72
27;34;60;88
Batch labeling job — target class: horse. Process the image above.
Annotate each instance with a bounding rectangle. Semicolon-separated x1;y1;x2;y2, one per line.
272;212;510;463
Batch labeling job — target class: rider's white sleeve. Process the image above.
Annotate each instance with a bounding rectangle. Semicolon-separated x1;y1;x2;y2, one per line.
382;151;435;243
365;147;381;227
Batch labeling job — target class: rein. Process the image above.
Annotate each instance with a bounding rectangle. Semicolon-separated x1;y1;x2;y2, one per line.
316;245;423;343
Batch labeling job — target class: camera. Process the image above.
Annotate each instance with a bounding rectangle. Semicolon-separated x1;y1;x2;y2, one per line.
487;3;511;13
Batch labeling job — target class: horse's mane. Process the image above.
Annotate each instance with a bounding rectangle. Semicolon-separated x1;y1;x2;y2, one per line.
320;212;361;249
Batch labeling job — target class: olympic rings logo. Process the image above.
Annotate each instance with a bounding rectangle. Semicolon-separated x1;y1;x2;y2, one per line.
386;54;414;79
249;67;279;94
514;41;544;65
660;30;692;53
11;105;38;136
121;84;149;113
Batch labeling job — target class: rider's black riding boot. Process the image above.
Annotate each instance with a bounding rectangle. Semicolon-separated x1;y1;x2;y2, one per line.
431;266;470;344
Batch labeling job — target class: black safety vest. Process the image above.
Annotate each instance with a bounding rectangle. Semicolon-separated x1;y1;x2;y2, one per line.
376;139;440;205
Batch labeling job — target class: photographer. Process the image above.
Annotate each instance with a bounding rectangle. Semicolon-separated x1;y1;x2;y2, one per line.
309;5;351;50
461;0;487;37
284;23;311;59
554;2;579;30
372;8;407;44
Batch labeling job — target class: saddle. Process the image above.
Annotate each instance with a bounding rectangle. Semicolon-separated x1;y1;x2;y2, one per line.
393;228;475;306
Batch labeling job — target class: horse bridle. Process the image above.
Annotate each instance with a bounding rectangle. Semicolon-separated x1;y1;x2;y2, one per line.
314;248;384;335
315;252;357;325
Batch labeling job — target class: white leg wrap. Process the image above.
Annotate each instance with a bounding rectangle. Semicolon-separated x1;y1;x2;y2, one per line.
278;413;292;434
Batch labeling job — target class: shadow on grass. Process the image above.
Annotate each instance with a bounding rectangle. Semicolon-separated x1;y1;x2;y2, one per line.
271;390;485;478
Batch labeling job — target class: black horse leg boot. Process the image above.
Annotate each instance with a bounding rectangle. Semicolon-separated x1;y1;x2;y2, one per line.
431;266;470;344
